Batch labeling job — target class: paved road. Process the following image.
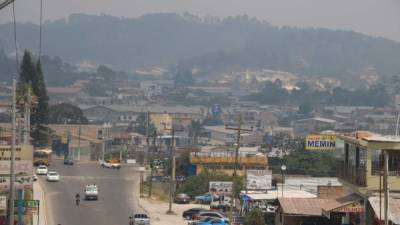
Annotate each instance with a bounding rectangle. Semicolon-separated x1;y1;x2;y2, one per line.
39;160;140;225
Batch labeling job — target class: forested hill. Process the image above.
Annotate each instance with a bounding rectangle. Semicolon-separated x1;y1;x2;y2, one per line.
1;13;400;78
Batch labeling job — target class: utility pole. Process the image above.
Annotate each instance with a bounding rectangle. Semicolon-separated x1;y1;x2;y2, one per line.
77;122;81;161
149;130;156;198
145;111;150;166
384;151;389;225
164;125;177;214
9;79;16;225
225;114;253;221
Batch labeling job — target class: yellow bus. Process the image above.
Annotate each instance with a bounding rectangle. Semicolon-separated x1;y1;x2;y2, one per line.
33;149;52;166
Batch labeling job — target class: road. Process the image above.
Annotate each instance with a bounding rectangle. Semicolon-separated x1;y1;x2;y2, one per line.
38;160;140;225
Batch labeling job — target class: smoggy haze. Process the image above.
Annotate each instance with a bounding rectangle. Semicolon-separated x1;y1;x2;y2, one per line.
0;0;400;41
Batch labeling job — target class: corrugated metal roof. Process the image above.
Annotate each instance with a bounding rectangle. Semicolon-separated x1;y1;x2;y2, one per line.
279;198;331;216
369;197;400;224
321;194;362;211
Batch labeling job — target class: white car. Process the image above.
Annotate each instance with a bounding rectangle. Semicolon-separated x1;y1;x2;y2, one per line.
46;172;60;182
36;165;48;175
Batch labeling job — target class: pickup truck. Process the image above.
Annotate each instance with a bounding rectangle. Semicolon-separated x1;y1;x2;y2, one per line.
100;160;121;169
130;213;150;225
84;184;99;200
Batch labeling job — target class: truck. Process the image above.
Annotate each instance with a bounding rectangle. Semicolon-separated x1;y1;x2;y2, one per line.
100;158;121;169
84;184;99;200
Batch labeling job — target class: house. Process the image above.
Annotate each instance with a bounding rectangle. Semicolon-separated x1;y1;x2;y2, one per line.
204;125;263;146
336;132;400;224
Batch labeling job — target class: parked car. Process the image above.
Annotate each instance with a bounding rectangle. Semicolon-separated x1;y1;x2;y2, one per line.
197;211;228;222
197;218;229;225
210;197;231;211
46;172;60;182
174;193;191;204
195;193;219;204
130;213;150;225
176;175;186;182
182;208;207;220
188;217;215;225
36;165;48;175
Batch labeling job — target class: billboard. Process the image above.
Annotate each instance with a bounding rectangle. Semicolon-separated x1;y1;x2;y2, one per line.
0;176;33;191
306;134;336;151
0;145;33;160
209;181;233;195
246;170;272;190
0;161;33;175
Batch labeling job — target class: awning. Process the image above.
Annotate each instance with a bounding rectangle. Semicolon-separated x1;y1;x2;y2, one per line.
321;194;363;219
369;196;400;224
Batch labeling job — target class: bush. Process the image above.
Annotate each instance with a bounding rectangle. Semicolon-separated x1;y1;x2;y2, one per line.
244;208;265;225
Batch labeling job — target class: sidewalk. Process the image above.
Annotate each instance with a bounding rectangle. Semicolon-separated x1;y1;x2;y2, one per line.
139;198;206;225
33;181;47;225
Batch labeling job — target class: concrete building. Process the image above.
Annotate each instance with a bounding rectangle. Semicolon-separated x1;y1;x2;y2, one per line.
190;150;268;176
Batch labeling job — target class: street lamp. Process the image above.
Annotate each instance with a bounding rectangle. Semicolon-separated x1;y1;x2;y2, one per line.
281;165;286;198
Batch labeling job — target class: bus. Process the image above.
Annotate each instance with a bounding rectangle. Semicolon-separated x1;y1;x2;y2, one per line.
33;149;52;166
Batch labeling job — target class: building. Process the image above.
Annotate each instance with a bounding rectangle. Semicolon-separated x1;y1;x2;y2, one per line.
204;125;263;146
80;104;206;124
190;150;268;176
293;117;336;137
337;132;400;224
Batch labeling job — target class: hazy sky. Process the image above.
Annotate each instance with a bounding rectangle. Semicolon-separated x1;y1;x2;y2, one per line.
1;0;400;41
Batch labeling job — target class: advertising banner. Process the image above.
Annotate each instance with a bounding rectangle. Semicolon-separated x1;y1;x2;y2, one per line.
209;181;233;195
0;161;33;175
246;170;272;190
0;176;33;191
305;134;336;150
0;145;33;160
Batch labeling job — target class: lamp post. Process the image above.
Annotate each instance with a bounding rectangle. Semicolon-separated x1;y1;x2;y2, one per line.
281;165;286;198
102;122;112;161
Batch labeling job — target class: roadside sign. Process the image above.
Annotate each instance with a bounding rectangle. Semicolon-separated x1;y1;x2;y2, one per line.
0;160;33;175
246;170;272;190
0;196;6;210
13;200;39;215
305;134;336;151
209;181;233;195
0;176;33;191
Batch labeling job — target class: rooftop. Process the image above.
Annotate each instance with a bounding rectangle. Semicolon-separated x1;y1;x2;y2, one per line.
296;117;336;124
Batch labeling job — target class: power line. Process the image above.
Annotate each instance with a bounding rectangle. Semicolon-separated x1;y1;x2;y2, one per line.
12;1;18;75
38;0;43;59
0;0;14;10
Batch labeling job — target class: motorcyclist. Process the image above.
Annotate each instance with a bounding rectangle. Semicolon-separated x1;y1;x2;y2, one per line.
75;193;80;205
129;216;133;225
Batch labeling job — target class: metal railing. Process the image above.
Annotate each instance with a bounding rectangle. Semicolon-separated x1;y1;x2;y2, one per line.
337;161;367;187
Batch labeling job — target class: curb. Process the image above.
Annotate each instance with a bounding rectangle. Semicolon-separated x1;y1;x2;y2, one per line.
37;181;48;225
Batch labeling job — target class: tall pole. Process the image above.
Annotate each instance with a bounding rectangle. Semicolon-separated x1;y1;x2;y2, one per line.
167;128;175;214
149;130;156;198
102;124;105;161
9;79;16;225
384;151;389;225
77;122;81;161
225;114;253;222
396;112;400;136
145;111;150;166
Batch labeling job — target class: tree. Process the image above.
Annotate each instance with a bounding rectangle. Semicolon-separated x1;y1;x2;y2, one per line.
127;112;156;135
49;103;88;124
244;209;265;225
31;60;50;147
17;51;50;147
298;103;313;115
174;70;194;86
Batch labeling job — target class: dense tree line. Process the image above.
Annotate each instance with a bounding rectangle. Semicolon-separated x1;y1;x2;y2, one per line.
245;80;390;107
1;13;400;79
